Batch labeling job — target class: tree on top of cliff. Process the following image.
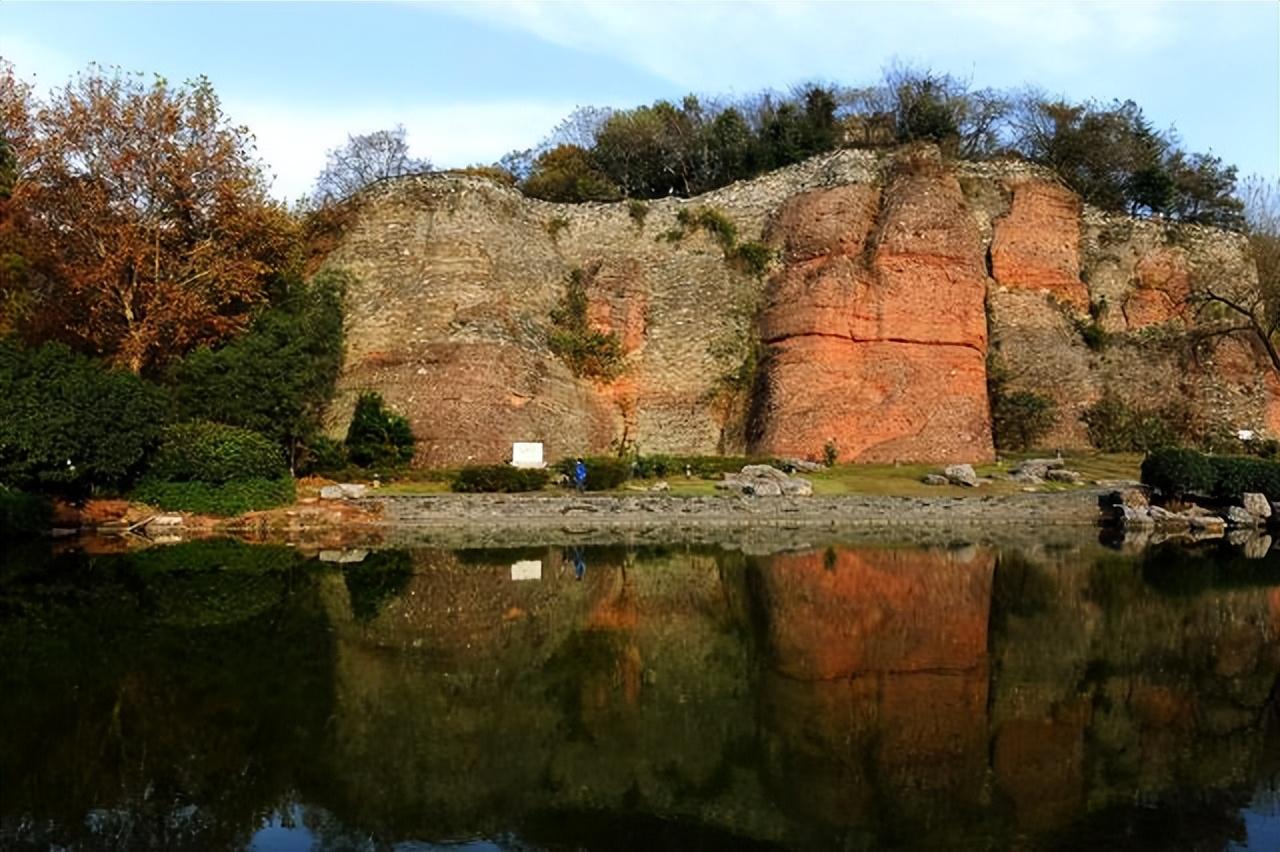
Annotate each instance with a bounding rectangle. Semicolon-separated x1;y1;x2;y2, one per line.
6;65;295;375
311;124;431;205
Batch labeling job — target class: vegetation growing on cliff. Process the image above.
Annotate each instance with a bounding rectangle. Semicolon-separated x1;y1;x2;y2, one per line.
664;206;776;276
986;353;1058;452
547;267;625;381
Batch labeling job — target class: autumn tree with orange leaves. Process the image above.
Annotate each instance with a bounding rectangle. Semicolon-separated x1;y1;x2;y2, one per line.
2;65;294;374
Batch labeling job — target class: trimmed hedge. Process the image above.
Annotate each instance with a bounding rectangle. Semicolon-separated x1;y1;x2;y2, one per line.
451;465;550;493
1141;448;1280;501
1140;448;1216;498
149;422;288;484
629;454;781;480
133;475;296;516
552;456;630;490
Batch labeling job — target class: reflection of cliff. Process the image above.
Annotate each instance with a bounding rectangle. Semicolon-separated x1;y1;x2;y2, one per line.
6;541;1280;850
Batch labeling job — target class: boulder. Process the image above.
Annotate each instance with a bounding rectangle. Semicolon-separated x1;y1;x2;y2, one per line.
780;477;814;497
1010;458;1066;480
649;481;670;492
778;457;825;473
1045;469;1083;484
748;480;783;497
922;474;950;486
1242;492;1272;519
147;514;185;528
319;549;370;564
321;483;368;500
740;464;789;481
1119;505;1156;527
943;464;979;487
1225;506;1261;528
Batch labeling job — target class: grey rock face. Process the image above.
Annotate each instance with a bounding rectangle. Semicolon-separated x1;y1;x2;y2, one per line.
943;464;978;487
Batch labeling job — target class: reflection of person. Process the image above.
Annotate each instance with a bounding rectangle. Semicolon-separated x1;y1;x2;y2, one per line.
574;458;588;492
571;546;587;580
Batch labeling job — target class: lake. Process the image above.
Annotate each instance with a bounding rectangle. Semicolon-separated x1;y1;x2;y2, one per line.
2;532;1279;850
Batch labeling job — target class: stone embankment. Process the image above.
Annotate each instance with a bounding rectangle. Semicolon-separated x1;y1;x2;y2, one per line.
364;488;1107;532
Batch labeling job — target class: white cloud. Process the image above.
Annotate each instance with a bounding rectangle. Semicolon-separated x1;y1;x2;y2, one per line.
228;98;577;200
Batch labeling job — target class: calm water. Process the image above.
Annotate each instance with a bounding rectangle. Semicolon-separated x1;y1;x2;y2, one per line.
3;534;1280;851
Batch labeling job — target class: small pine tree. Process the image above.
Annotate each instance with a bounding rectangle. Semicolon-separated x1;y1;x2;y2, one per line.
344;392;416;468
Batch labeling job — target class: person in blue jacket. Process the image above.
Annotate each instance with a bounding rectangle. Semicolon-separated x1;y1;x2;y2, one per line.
573;457;588;492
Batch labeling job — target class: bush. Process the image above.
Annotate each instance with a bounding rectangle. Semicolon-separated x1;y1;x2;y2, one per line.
1209;456;1280;502
0;340;168;494
629;454;778;479
132;475;296;516
552;456;630;490
345;392;416;468
1140;448;1216;498
547;268;625;380
1082;391;1184;452
1140;448;1280;502
169;271;345;469
0;486;49;538
993;391;1058;452
451;465;550;493
298;436;348;475
731;241;776;276
148;422;288;484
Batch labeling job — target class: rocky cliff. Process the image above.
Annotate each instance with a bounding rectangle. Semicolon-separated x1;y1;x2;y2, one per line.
319;146;1270;466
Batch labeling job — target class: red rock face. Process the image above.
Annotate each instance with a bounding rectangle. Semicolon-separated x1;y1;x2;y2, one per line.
991;179;1088;311
752;171;993;463
1123;247;1192;329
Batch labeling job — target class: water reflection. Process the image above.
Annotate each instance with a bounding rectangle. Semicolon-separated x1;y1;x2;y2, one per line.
2;536;1279;849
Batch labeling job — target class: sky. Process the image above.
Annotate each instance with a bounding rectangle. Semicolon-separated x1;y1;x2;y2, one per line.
1;0;1277;200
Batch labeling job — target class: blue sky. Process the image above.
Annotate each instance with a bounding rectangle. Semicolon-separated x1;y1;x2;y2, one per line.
2;1;1277;200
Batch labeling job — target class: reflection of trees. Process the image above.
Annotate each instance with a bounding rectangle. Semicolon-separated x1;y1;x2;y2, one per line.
0;542;336;850
4;539;1280;850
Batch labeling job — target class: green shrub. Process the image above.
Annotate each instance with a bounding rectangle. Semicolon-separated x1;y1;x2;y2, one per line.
823;440;839;466
630;455;777;479
0;340;168;494
1209;456;1280;502
1079;320;1109;351
552;456;630;490
0;486;50;538
148;422;288;484
993;391;1058;452
1245;438;1280;460
547;268;625;381
132;475;295;516
1082;390;1184;452
299;436;348;475
169;271;345;469
345;392;416;468
1140;448;1216;498
732;241;776;276
627;199;649;227
451;465;550;493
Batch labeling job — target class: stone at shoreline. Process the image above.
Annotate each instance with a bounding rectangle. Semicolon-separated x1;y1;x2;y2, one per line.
717;464;812;497
922;474;950;486
321;483;369;500
1225;505;1261;528
147;514;185;528
778;457;825;473
1242;492;1272;519
943;464;978;487
1045;469;1083;484
1010;458;1065;480
319;549;369;563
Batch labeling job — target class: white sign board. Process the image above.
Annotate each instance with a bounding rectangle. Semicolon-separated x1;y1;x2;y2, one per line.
511;560;542;581
511;442;545;468
1239;430;1256;442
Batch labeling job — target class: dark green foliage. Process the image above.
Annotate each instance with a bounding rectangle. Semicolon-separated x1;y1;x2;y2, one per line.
132;475;295;516
169;271;346;468
822;440;839;466
1082;390;1186;453
1246;438;1280;460
627;454;781;480
343;550;413;622
344;391;416;468
1207;455;1280;502
1141;447;1280;502
148;421;288;484
300;436;348;475
0;340;168;494
992;391;1059;452
1079;321;1109;351
522;144;621;202
1140;448;1216;497
552;456;629;490
548;268;625;380
0;486;49;538
668;207;774;276
450;465;550;493
627;199;649;227
987;352;1058;452
731;241;776;276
